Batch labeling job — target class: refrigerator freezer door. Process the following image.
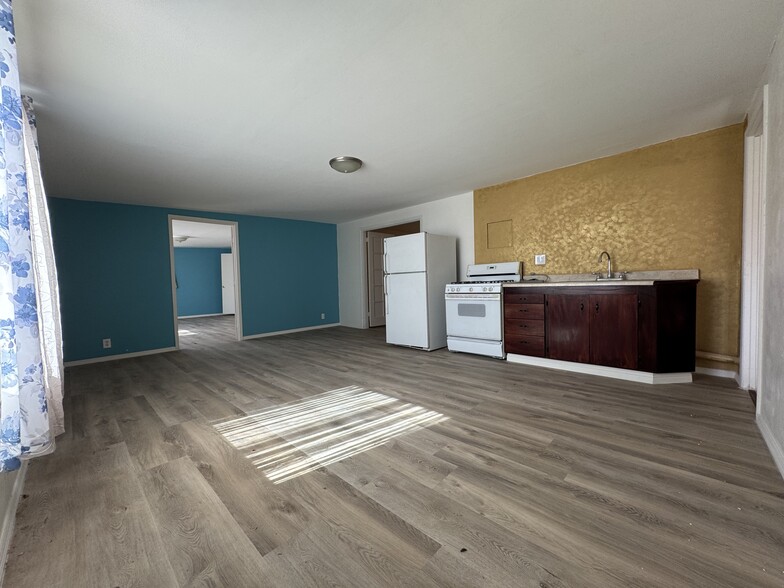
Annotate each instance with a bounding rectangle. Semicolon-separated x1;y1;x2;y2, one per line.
385;272;429;348
384;233;426;274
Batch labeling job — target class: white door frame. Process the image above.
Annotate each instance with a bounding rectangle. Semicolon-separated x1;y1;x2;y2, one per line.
359;216;422;329
366;231;391;327
168;215;243;348
738;85;768;415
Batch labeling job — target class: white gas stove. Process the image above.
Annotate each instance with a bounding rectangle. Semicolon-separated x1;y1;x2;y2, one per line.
445;262;522;358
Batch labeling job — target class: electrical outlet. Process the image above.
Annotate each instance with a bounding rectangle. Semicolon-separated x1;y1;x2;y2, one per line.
102;338;112;349
534;254;546;265
320;313;326;320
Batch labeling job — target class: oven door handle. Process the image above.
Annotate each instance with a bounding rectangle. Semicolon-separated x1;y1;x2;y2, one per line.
445;293;501;300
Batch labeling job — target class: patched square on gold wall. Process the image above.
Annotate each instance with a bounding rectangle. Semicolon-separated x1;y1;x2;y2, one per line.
487;219;513;249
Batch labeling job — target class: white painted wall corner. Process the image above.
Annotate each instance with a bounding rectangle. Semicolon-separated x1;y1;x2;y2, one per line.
758;417;784;481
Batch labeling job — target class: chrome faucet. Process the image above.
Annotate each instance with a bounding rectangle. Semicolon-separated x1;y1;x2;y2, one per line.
598;251;612;279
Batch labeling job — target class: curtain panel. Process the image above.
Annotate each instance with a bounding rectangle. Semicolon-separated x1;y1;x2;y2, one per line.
0;0;65;472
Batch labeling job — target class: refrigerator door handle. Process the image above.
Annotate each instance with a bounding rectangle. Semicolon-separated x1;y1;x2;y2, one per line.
384;275;389;315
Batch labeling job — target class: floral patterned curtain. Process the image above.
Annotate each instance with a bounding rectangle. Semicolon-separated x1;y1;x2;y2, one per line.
0;0;64;472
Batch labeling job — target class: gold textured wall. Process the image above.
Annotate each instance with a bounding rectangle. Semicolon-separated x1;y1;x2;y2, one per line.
474;124;744;362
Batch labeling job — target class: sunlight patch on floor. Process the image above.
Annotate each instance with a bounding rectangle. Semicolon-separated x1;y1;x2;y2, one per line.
178;329;197;337
214;385;447;484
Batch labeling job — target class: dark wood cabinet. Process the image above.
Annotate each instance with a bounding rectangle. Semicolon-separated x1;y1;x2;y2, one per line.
503;281;698;374
588;293;638;369
506;319;545;337
505;335;546;357
546;294;590;363
504;296;546;357
504;303;544;320
505;292;545;305
637;281;699;373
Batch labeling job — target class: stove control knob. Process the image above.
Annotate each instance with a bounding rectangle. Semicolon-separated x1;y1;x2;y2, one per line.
469;287;473;292
483;287;488;292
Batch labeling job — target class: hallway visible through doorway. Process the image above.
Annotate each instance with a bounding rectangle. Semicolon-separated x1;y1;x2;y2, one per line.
170;217;241;345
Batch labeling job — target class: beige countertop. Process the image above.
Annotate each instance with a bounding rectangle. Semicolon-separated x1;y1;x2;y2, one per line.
504;269;699;288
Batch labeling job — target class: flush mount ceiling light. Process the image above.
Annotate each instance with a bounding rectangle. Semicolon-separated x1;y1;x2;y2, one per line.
329;156;363;173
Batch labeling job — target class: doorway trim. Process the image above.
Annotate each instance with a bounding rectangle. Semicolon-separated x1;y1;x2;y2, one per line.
738;84;768;415
359;217;422;329
366;230;393;328
168;215;243;348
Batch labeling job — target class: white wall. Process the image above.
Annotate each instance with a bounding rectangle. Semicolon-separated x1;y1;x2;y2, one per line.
759;17;784;478
337;192;474;329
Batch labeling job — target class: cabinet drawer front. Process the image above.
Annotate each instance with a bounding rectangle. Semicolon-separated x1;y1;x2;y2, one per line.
505;334;545;357
505;319;545;337
504;304;545;320
504;292;545;305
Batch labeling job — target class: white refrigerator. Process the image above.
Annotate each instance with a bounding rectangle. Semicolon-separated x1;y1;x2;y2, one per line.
384;232;456;351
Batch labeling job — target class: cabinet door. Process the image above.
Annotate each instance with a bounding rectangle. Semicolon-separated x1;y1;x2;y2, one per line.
546;294;590;363
589;294;638;369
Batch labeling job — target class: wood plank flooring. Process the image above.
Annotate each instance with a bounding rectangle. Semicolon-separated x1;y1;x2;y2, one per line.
5;316;784;587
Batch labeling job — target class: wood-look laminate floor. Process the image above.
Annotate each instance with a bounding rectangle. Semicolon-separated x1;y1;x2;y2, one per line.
5;316;784;587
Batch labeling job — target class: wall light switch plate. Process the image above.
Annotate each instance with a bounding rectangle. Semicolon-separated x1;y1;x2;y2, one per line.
535;254;546;265
102;338;112;349
320;313;326;320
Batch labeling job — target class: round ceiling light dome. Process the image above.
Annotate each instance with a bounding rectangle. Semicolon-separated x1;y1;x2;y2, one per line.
329;156;363;173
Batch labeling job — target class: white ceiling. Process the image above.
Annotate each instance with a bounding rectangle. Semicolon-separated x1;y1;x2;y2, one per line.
15;1;784;223
172;220;232;249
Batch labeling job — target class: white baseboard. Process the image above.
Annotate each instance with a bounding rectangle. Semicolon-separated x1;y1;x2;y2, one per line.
177;312;226;319
242;323;340;340
695;366;738;379
757;417;784;481
506;353;692;385
0;462;27;587
64;346;178;367
64;324;340;366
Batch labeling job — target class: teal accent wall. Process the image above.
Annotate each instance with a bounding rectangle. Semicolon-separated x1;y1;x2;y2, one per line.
174;247;231;317
48;198;340;362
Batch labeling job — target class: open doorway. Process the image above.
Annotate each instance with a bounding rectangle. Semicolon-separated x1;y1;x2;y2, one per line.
169;216;242;348
739;84;768;412
364;221;420;327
